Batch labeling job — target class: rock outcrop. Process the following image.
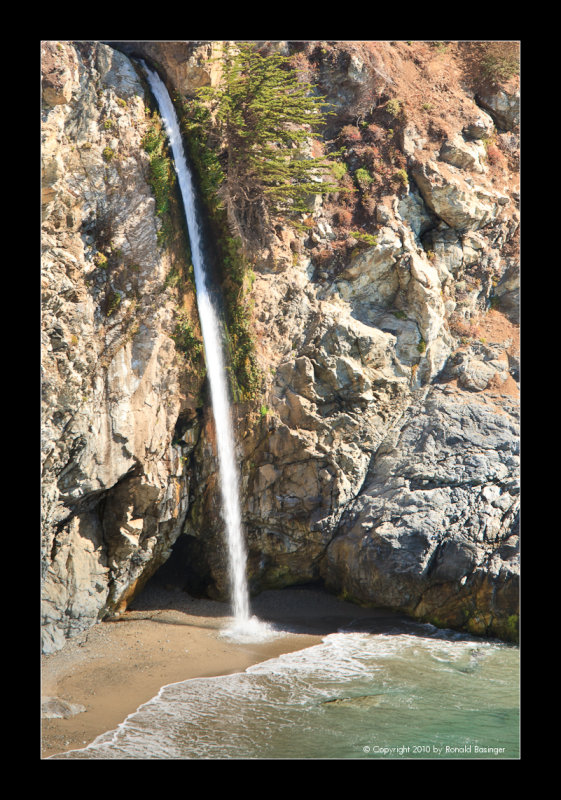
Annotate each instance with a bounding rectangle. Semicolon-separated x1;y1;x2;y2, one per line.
322;383;519;641
183;42;519;641
42;40;520;649
41;41;203;653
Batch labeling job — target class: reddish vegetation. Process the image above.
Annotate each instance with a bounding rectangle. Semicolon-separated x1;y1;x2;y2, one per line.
285;41;520;299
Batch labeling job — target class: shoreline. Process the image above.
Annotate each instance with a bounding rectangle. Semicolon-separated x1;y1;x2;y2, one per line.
41;586;400;759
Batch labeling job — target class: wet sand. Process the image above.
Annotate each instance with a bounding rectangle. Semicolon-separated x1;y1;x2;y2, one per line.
41;586;402;759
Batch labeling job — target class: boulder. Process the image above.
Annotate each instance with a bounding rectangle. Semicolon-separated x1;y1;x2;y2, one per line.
322;385;519;641
439;134;487;173
411;159;502;230
476;87;520;131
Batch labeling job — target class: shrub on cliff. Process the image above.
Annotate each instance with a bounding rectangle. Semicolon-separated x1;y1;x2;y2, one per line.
479;43;520;85
191;42;341;238
142;115;175;243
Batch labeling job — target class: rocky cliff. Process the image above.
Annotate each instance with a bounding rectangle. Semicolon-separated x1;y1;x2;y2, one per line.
41;40;520;651
41;41;205;652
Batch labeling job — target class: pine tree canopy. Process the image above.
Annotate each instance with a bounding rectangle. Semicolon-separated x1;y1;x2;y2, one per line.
193;42;341;221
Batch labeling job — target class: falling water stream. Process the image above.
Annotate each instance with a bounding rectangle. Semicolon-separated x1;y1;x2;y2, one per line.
44;65;520;761
142;64;273;642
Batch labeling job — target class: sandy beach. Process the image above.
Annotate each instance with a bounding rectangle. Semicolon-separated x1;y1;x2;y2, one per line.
41;585;403;759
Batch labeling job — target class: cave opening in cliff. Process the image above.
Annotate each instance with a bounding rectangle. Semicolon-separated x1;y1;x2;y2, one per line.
144;533;214;599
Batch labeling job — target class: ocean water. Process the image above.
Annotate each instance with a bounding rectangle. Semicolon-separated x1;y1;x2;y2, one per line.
51;621;519;760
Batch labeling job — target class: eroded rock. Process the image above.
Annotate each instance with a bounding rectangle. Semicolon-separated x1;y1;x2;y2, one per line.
41;41;202;653
322;385;519;640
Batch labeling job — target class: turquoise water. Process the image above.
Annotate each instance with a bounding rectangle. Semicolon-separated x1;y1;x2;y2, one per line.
52;621;519;760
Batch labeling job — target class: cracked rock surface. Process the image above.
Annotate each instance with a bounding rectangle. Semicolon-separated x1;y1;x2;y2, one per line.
42;40;520;649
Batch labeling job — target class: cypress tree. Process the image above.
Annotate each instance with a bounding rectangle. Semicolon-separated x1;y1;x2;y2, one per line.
193;42;340;236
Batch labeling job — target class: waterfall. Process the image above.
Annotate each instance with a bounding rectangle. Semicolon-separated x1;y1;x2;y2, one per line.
142;63;274;642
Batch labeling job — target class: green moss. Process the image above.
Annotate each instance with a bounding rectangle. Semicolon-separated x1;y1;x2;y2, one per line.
331;161;348;181
395;168;409;187
386;98;402;118
171;309;204;366
106;290;122;317
142;118;176;242
504;613;519;643
178;99;262;401
102;146;114;162
355;167;374;189
349;231;378;247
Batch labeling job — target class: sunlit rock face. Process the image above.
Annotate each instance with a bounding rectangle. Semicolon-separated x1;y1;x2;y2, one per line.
41;41;203;652
42;40;519;648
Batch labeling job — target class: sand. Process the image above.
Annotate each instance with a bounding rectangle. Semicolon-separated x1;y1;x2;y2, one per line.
41;585;403;759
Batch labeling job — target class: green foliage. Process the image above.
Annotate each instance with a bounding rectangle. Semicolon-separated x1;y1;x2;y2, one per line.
355;167;374;190
164;266;182;289
331;161;348;181
480;53;519;84
179;100;226;208
179;42;346;400
142;117;175;241
221;240;262;401
106;290;122;317
178;95;262;401
417;337;427;354
171;309;204;365
102;147;114;162
350;231;378;247
193;41;341;221
259;404;269;417
386;98;402;118
395;168;409;186
94;252;108;269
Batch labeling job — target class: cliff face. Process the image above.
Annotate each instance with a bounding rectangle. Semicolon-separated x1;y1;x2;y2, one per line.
41;40;519;651
41;41;204;652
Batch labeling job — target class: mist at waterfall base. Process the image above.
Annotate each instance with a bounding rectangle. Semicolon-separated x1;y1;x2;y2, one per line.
56;65;518;760
141;62;274;645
